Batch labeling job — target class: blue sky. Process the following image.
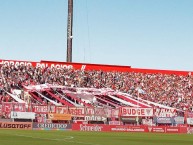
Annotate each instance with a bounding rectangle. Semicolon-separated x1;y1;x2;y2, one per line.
0;0;193;71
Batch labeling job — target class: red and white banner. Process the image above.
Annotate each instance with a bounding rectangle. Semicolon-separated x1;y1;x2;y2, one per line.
148;126;187;134
0;59;191;76
68;107;85;117
154;108;176;117
72;124;148;133
73;124;109;132
32;105;56;114
142;119;153;126
186;112;193;118
0;59;131;72
72;124;188;133
55;106;69;114
110;125;148;132
107;109;119;118
120;107;153;117
37;117;46;123
36;114;48;123
85;108;108;117
0;102;181;119
2;102;26;113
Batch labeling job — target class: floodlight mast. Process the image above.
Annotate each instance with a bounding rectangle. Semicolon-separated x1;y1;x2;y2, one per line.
66;0;73;62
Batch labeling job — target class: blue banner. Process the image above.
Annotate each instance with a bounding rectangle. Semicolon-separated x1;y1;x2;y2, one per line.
33;123;72;130
155;117;174;124
174;117;184;124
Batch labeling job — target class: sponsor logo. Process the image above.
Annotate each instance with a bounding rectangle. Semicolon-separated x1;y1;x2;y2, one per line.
148;127;152;132
50;64;73;69
11;112;35;119
85;116;106;121
80;124;103;132
156;117;174;124
127;128;145;132
109;121;122;125
121;107;153;116
0;122;32;129
0;60;32;67
69;108;85;116
36;123;68;129
111;127;145;132
48;113;71;120
174;117;184;124
152;127;165;133
33;106;49;113
111;127;127;131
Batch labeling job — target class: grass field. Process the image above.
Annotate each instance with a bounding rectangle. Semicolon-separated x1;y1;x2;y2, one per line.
0;130;193;145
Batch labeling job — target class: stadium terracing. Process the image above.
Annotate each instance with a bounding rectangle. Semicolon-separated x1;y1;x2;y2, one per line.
0;59;192;120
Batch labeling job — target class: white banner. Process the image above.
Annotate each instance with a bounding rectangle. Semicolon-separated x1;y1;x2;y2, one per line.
11;111;35;119
154;108;176;117
6;91;26;103
109;121;122;125
121;107;153;117
107;109;119;118
142;119;153;126
84;116;107;121
187;118;193;125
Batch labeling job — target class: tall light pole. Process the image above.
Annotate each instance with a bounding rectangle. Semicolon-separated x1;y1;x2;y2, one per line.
66;0;73;62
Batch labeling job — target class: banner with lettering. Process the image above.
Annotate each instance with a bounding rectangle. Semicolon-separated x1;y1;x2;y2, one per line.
0;59;131;72
11;111;35;119
0;122;32;130
154;117;174;124
32;105;56;114
154;108;176;117
48;113;71;120
120;107;153;117
33;123;72;130
174;117;184;125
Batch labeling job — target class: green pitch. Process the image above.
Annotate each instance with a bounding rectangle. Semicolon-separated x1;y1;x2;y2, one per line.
0;130;193;145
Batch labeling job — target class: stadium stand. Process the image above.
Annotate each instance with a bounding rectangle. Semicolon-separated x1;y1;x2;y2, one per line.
0;60;192;113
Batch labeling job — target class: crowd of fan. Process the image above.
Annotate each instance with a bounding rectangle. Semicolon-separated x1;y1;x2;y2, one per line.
0;63;192;111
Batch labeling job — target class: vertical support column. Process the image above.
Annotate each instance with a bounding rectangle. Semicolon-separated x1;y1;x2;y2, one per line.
66;0;73;62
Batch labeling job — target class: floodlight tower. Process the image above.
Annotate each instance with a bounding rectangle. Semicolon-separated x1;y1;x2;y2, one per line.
66;0;73;62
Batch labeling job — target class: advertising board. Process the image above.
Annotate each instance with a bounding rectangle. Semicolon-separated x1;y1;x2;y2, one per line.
155;117;174;124
120;107;153;117
187;118;193;125
11;111;35;119
84;116;106;121
33;123;72;130
0;122;32;130
174;117;184;125
48;113;71;120
72;124;187;133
